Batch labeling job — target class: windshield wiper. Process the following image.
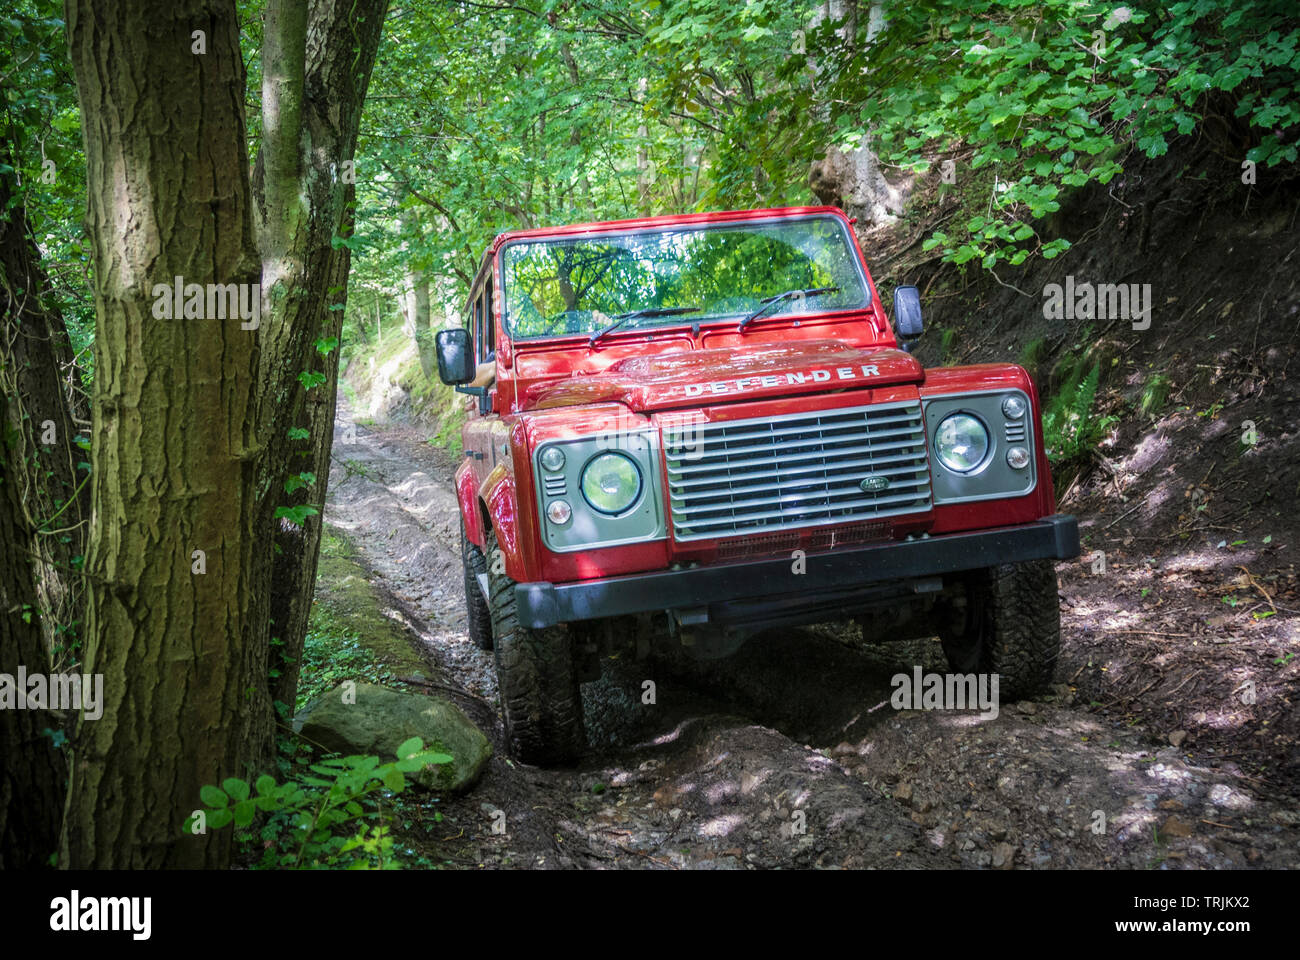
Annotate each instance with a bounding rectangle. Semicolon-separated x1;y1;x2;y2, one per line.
737;286;840;333
589;305;700;346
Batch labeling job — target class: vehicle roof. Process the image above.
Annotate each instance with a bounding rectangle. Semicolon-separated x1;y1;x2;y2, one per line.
486;205;852;254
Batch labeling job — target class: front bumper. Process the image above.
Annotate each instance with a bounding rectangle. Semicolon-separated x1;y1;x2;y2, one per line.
515;514;1080;629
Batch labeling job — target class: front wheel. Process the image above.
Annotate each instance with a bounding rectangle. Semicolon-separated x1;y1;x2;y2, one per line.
486;529;586;765
940;559;1061;700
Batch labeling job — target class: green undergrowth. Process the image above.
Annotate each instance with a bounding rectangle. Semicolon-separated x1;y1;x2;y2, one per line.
201;524;457;870
1041;345;1120;498
189;737;451;870
299;524;428;713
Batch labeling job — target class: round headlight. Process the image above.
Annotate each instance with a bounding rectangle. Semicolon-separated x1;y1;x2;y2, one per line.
935;413;990;473
581;452;642;515
540;446;566;472
1006;446;1031;469
546;500;572;524
1002;395;1027;419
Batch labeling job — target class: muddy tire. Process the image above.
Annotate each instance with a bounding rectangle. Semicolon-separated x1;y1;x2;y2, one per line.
486;529;585;765
461;517;494;650
940;559;1061;700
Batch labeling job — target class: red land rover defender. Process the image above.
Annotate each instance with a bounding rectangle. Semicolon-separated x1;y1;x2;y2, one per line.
436;206;1079;765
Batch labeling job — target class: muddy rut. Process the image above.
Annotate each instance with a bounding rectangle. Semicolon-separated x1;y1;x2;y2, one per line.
322;400;1299;870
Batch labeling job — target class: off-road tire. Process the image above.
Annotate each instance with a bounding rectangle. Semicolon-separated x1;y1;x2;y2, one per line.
461;516;494;650
486;529;585;765
940;559;1061;700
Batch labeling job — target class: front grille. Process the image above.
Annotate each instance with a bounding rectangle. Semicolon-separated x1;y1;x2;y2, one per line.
663;402;932;541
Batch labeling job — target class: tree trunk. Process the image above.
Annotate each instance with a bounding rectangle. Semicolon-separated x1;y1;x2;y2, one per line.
0;117;90;669
256;0;390;714
0;115;81;869
63;0;269;869
806;1;910;233
0;393;68;870
401;213;434;380
559;42;592;205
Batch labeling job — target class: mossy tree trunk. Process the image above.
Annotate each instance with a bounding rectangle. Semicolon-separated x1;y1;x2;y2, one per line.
0;389;68;869
257;0;390;714
60;0;390;867
0;109;83;869
401;211;435;381
62;0;269;869
0;97;90;670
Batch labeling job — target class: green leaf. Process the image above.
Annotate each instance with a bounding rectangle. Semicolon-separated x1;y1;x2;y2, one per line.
233;799;257;828
200;785;229;808
284;473;312;494
223;778;250;802
274;505;319;527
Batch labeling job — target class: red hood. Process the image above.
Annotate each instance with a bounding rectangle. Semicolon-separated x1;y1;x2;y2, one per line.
522;340;923;412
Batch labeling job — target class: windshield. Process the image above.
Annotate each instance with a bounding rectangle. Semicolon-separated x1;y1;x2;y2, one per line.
500;215;871;340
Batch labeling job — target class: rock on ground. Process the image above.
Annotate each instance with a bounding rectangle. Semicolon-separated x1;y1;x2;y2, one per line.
295;681;492;793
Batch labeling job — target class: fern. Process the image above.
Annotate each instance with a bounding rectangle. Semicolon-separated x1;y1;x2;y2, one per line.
1042;359;1117;497
939;328;957;364
1071;363;1100;431
1139;373;1170;418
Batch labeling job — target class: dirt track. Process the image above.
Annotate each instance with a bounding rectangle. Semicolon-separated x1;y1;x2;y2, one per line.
322;399;1299;870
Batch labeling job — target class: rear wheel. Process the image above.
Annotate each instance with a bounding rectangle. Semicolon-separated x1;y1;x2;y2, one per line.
460;516;493;650
940;559;1061;700
486;529;586;765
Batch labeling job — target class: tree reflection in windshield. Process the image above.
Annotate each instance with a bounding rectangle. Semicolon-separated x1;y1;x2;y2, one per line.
502;215;870;339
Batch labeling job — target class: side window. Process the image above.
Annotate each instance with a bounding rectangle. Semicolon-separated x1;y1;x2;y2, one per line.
471;287;483;353
483;277;496;358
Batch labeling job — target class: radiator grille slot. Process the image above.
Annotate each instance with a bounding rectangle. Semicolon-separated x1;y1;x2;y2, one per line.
663;403;931;541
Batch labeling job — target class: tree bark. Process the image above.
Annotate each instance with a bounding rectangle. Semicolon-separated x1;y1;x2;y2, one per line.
0;112;81;869
806;1;910;233
63;0;269;869
401;212;434;380
255;0;390;713
0;117;90;668
0;393;68;870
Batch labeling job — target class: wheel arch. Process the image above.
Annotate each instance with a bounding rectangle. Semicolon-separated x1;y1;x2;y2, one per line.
480;463;529;582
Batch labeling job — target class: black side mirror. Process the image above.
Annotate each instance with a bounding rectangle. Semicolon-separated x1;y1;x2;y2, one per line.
435;328;475;385
893;285;923;340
